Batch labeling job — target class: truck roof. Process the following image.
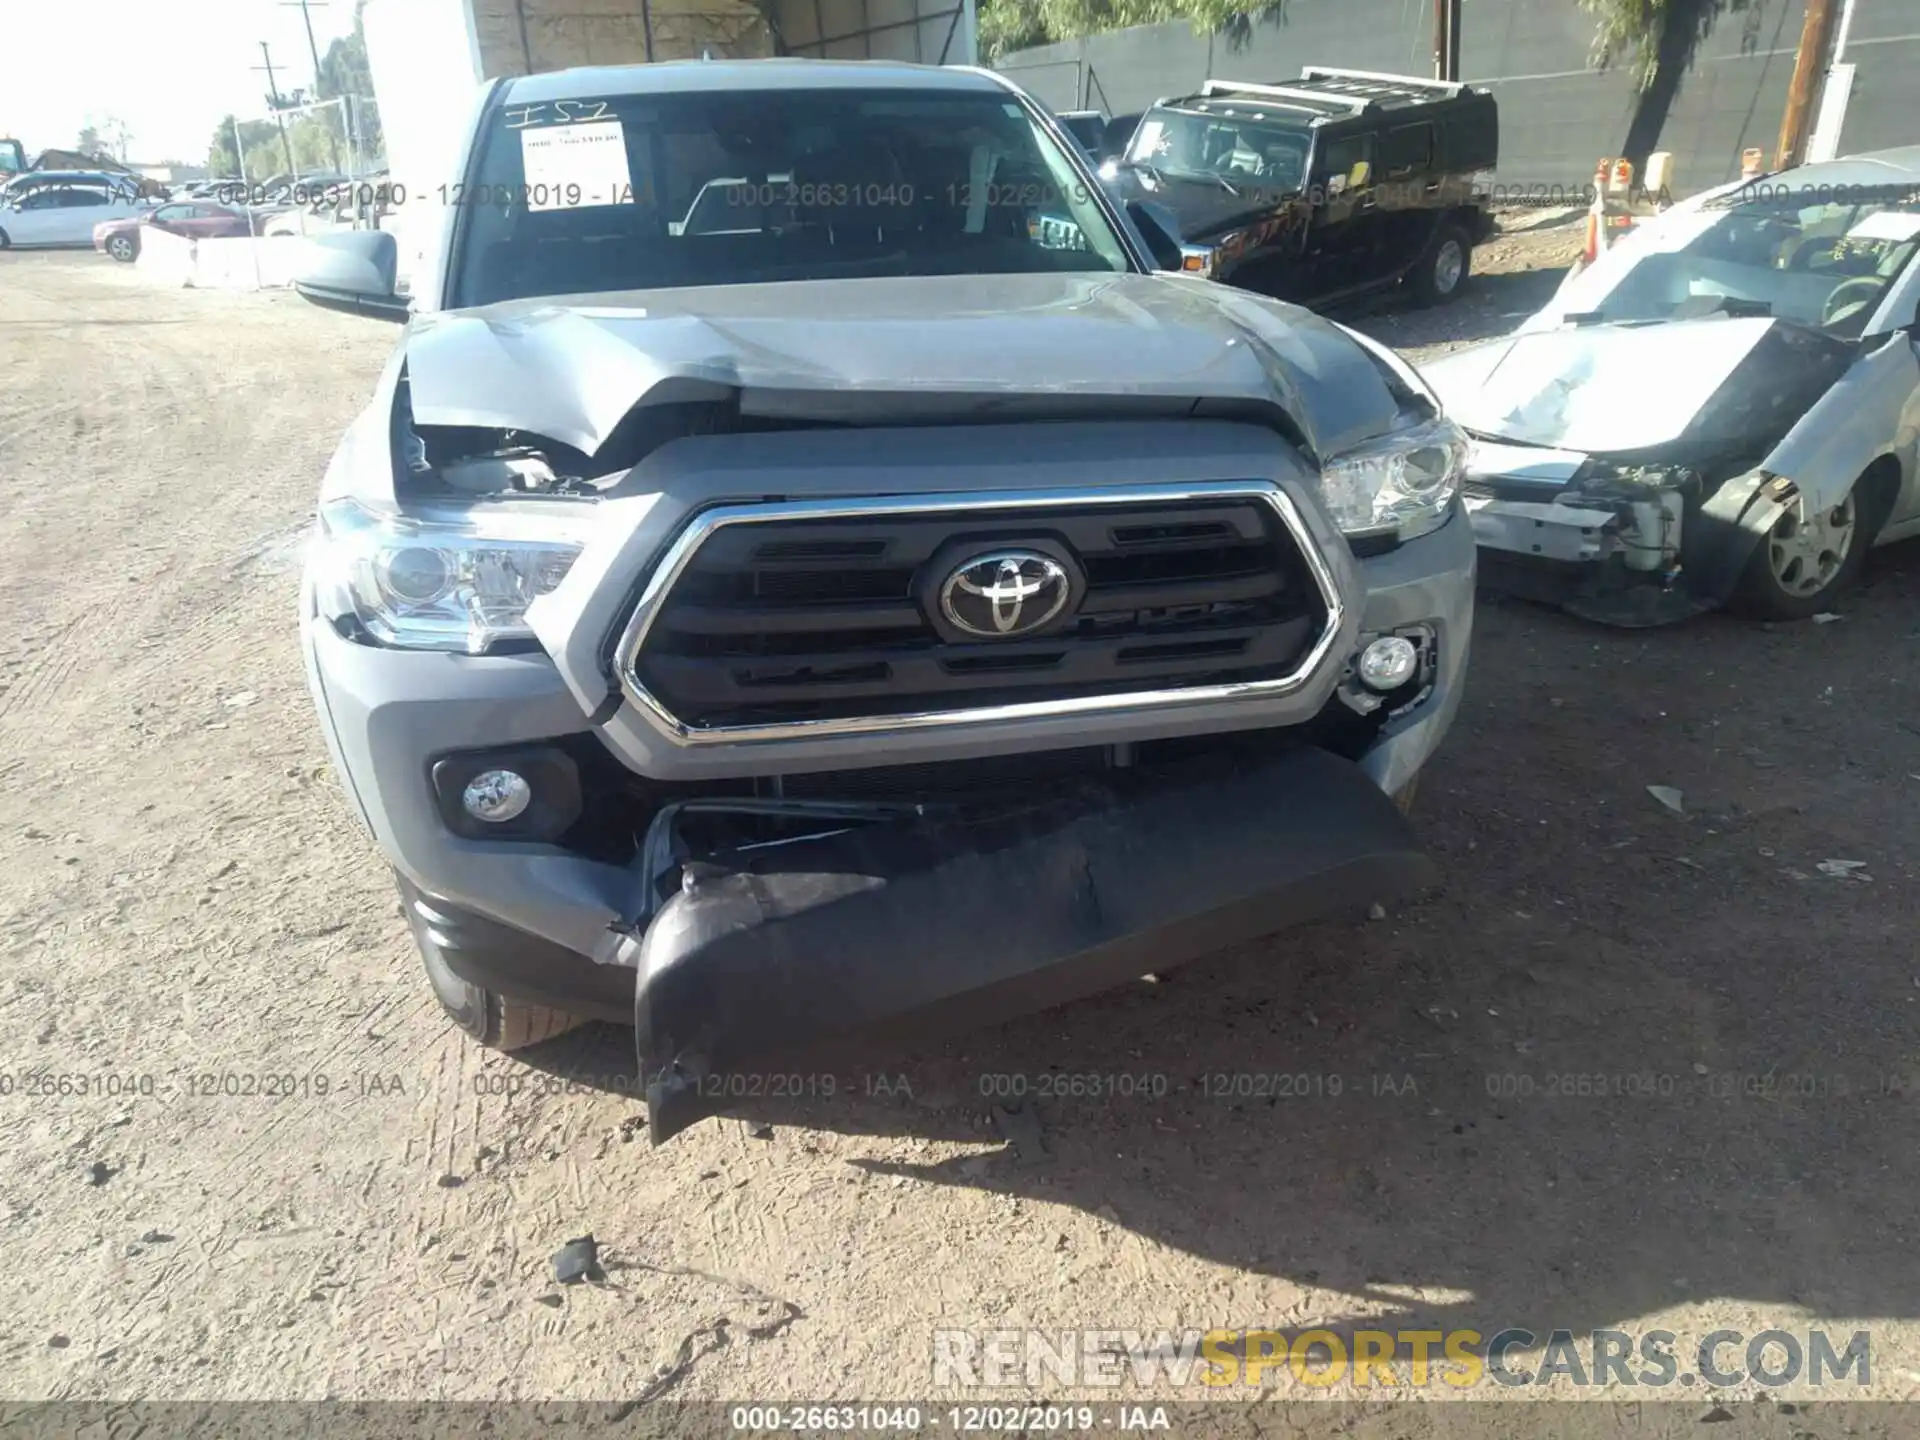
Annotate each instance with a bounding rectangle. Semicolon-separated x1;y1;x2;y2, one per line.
1165;67;1488;124
503;57;1007;105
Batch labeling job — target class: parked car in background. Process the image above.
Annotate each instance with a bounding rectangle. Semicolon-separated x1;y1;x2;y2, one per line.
1052;109;1141;166
1103;67;1497;309
1056;109;1108;156
0;174;145;249
93;199;267;261
1;167;143;201
1100;112;1142;163
1424;147;1920;626
259;175;393;237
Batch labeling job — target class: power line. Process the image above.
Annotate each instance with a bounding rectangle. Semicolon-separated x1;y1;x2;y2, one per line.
279;0;343;169
250;41;299;177
281;0;331;79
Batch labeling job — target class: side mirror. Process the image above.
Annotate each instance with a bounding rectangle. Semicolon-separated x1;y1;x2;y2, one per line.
292;228;408;322
1125;198;1186;271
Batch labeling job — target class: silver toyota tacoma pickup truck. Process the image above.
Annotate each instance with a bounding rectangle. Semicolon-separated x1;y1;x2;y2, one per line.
292;58;1475;1141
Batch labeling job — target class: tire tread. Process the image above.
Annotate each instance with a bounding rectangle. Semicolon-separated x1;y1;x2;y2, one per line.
488;996;587;1051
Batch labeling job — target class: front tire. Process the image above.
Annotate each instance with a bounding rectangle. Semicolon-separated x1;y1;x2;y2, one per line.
1410;225;1471;307
107;232;138;263
1731;488;1865;620
397;874;586;1051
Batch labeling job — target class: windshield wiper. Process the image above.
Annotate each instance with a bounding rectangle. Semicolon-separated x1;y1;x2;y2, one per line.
1561;311;1674;329
1668;294;1773;320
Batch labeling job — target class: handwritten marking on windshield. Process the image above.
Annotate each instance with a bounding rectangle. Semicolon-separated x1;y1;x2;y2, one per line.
505;99;615;129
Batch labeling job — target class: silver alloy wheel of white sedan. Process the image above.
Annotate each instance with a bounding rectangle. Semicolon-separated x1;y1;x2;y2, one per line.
1767;492;1858;598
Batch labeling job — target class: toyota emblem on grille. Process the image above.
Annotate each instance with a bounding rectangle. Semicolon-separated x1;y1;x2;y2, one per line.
939;550;1073;639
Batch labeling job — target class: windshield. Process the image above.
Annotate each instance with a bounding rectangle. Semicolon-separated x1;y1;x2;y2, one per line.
1548;189;1920;336
449;88;1133;308
1123;105;1309;192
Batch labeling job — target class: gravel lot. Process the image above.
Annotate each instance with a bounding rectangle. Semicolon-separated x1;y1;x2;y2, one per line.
4;242;1920;1416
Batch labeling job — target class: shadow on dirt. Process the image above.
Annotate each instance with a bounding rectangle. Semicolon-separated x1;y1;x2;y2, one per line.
1351;265;1574;355
522;543;1920;1353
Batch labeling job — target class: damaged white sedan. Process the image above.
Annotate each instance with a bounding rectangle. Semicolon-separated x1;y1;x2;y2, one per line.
1424;148;1920;625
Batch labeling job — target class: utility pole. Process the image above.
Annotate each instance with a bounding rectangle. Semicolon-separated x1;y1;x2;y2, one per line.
1431;0;1461;82
280;0;344;171
253;41;300;177
1775;0;1839;169
1805;0;1860;160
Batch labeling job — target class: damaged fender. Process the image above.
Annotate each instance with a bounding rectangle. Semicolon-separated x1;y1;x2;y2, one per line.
1685;469;1800;604
1691;331;1920;601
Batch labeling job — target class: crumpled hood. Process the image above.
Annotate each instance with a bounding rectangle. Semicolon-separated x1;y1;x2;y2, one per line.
1103;166;1292;240
399;271;1404;461
1423;316;1851;456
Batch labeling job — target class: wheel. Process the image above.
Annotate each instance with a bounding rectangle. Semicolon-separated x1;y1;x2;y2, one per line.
107;232;138;263
0;229;10;250
1410;225;1471;307
396;874;586;1051
1731;487;1865;620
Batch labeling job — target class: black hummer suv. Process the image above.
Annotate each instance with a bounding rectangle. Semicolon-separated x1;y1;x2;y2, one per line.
1103;66;1498;309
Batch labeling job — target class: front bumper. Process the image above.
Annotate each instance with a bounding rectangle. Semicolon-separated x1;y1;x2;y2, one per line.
303;502;1469;949
626;745;1433;1140
302;452;1472;1117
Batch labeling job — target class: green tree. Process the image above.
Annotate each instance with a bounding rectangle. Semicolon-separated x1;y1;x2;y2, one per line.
978;0;1285;58
1579;0;1762;172
209;115;285;180
315;0;384;160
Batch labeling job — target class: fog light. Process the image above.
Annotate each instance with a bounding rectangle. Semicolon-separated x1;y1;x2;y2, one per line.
462;769;532;823
1357;636;1419;692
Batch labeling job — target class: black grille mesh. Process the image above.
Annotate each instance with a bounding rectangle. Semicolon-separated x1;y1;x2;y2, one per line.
632;499;1327;728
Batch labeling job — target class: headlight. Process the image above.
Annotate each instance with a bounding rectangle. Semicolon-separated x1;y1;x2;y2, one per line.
312;497;591;653
1318;415;1467;542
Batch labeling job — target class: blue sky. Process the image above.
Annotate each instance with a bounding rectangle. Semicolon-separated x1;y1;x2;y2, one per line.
6;0;361;162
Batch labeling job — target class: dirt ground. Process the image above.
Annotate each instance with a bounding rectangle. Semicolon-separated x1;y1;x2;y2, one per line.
4;236;1920;1420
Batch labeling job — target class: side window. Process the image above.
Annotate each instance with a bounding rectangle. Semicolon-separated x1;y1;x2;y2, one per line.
154;204;191;221
63;186;110;209
1318;134;1374;185
1382;123;1434;178
16;188;59;210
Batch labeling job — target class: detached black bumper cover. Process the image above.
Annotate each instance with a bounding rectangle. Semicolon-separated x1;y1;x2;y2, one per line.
626;748;1435;1141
